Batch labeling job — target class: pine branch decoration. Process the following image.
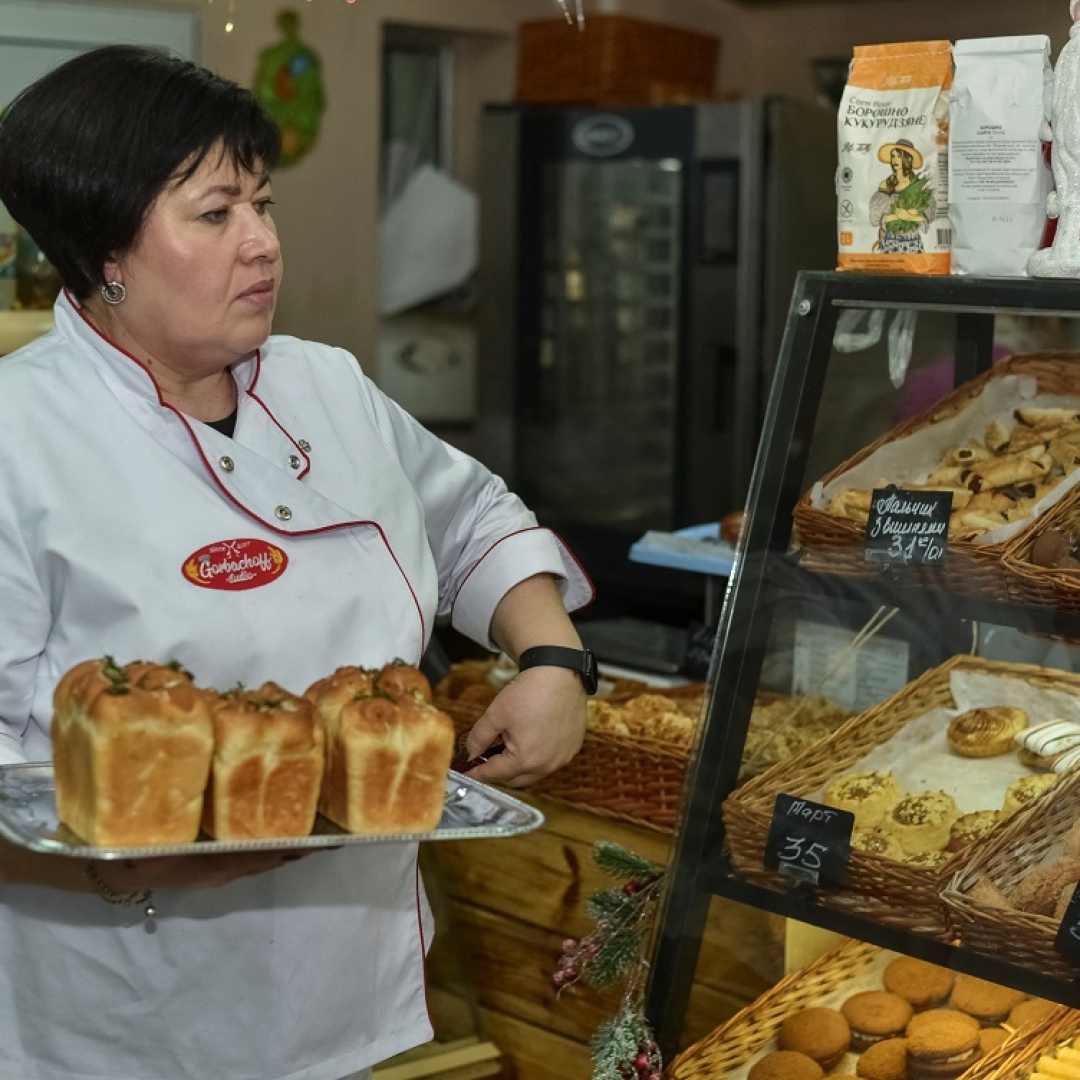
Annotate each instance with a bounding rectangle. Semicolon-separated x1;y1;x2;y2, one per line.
554;842;665;1080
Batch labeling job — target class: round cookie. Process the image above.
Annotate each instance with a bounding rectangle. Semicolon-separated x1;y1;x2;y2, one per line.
778;1008;851;1071
906;1018;981;1079
978;1028;1009;1054
907;1010;979;1040
883;957;955;1011
748;1050;824;1080
947;706;1027;758
885;791;959;856
1003;773;1058;817
824;772;902;830
855;1037;908;1080
950;974;1028;1025
841;991;913;1052
1006;997;1058;1029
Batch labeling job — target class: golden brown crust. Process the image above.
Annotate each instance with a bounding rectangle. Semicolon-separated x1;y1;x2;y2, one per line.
52;657;214;846
749;1051;824;1080
777;1008;850;1069
882;957;955;1010
308;664;455;834
376;662;433;703
201;682;325;840
949;975;1027;1023
946;707;1027;758
855;1037;908;1080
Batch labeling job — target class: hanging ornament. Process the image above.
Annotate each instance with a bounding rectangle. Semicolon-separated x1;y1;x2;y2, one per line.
253;8;326;167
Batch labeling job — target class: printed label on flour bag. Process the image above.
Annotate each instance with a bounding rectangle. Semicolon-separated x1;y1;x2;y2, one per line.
837;40;953;274
949;36;1054;277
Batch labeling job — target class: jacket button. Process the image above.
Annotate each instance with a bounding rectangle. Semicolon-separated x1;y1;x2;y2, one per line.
275;505;293;521
297;440;311;452
288;455;302;470
218;456;235;472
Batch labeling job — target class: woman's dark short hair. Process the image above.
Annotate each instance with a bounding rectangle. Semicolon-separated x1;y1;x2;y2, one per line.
0;45;281;300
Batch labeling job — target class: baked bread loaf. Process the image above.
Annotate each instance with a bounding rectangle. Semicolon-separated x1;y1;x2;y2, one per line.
306;664;455;834
52;657;214;846
201;682;325;840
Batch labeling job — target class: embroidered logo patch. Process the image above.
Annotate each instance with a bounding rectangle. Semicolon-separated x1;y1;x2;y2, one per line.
182;538;288;591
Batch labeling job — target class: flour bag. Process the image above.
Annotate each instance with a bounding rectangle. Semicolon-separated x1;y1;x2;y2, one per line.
949;36;1054;276
837;41;953;274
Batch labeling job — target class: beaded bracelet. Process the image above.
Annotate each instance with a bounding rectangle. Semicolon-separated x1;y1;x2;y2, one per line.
85;860;157;918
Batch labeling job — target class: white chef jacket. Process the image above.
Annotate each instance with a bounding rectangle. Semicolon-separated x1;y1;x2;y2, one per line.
0;291;592;1080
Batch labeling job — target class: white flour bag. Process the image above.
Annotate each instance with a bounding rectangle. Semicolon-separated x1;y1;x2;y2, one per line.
837;41;953;274
950;36;1054;276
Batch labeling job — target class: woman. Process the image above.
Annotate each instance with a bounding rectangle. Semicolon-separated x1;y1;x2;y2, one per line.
869;139;937;255
0;45;592;1080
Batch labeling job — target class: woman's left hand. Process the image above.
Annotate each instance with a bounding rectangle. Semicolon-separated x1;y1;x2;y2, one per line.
462;666;586;788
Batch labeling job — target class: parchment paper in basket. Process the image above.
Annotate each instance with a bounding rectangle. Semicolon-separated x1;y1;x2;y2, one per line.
809;375;1080;546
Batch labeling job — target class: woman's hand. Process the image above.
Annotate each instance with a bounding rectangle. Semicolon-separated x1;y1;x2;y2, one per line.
462;665;586;788
92;849;312;895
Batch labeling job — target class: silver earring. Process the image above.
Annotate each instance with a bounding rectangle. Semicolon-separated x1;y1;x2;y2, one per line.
101;281;126;305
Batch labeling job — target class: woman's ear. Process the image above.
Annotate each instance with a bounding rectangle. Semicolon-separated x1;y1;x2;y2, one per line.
102;256;124;286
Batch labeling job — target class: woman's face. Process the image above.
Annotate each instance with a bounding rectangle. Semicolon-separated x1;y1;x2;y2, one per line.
103;146;282;376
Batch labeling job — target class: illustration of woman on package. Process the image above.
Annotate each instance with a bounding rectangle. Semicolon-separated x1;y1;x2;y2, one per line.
869;138;937;254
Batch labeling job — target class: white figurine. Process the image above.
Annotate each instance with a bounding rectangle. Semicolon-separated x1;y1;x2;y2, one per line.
1029;0;1080;276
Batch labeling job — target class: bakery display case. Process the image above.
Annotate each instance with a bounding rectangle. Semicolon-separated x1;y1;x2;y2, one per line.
646;272;1080;1065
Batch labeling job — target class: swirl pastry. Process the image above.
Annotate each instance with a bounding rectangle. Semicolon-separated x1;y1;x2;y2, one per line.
946;706;1028;758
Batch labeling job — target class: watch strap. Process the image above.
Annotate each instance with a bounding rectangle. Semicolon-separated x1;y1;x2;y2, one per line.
518;646;599;695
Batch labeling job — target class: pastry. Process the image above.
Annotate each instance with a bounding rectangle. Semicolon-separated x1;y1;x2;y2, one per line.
850;829;903;860
855;1037;908;1080
968;875;1013;909
52;657;214;846
1005;997;1059;1029
1011;860;1080;916
947;706;1028;758
306;663;455;834
201;681;325;840
840;991;913;1052
778;1008;850;1070
977;1027;1008;1054
748;1050;824;1080
882;957;955;1011
1015;719;1080;769
949;974;1027;1025
1033;1052;1080;1078
906;1010;979;1039
885;791;959;856
823;772;901;830
906;1018;981;1079
1002;773;1059;816
945;810;1004;854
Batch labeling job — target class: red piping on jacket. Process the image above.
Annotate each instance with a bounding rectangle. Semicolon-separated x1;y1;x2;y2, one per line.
67;291;426;642
449;526;596;620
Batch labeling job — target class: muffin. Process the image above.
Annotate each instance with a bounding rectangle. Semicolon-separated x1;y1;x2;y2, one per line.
850;828;903;860
885;791;959;855
841;991;913;1052
882;957;955;1011
945;810;1004;854
824;771;902;830
778;1008;851;1071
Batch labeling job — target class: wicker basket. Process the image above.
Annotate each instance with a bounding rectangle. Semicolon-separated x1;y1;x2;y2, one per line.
516;16;720;106
438;694;693;833
722;655;1080;936
943;769;1080;984
1002;482;1080;614
958;1011;1080;1079
793;352;1080;601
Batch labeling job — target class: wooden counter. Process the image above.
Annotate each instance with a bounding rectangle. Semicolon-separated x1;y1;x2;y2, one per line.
423;792;778;1080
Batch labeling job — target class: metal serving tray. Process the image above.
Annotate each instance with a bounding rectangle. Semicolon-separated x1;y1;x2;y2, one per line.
0;764;544;859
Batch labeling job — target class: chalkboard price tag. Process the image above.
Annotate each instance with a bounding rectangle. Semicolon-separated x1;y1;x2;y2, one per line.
682;620;717;681
764;793;854;888
863;486;952;566
1053;880;1080;964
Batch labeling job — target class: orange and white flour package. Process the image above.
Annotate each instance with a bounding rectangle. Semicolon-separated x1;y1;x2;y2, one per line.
836;41;953;274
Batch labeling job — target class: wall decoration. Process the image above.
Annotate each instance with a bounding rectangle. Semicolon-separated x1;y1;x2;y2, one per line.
253;9;325;167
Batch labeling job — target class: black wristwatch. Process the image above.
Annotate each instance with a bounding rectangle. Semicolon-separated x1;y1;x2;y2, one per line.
518;646;599;696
